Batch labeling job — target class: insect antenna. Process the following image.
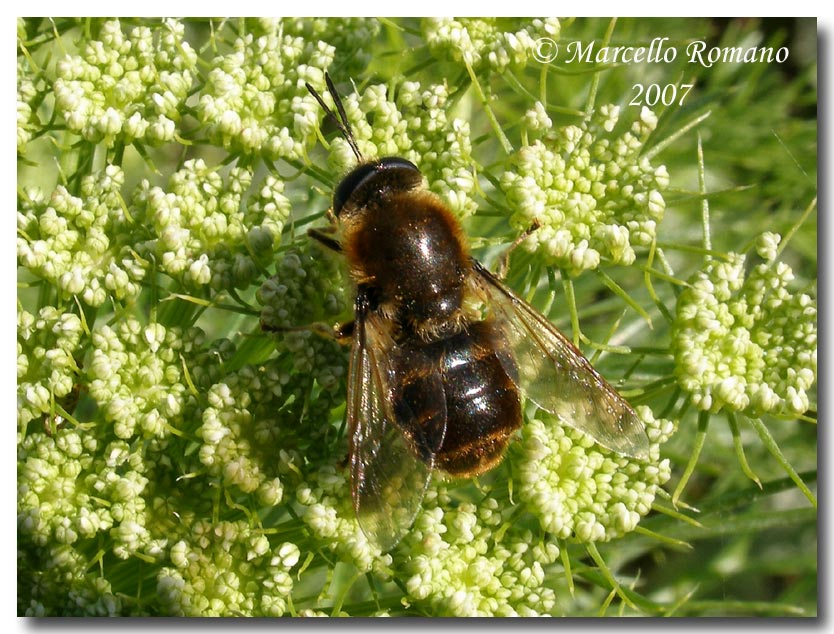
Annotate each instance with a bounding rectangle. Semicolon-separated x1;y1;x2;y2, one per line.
305;73;364;162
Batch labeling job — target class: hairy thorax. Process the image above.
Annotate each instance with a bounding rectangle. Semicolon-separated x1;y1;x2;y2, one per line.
342;190;470;340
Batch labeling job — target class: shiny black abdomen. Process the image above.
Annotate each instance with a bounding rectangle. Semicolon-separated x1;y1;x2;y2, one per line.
392;319;522;477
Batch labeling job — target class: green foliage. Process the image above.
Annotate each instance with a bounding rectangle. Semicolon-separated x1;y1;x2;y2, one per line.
17;17;816;616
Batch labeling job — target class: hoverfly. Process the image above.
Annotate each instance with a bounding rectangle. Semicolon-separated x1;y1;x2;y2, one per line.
291;74;649;550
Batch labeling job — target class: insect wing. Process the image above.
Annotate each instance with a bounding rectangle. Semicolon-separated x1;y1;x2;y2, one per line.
347;312;445;551
471;261;649;459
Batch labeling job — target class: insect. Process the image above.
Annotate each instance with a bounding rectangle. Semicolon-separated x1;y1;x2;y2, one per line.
297;74;649;550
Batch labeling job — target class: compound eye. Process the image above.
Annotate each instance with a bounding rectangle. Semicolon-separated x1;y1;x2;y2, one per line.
333;164;376;216
377;157;419;172
332;157;420;216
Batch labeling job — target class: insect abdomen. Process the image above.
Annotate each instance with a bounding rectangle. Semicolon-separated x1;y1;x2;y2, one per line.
393;320;522;478
434;320;521;476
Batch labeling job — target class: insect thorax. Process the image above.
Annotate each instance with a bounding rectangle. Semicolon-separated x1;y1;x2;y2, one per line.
344;190;470;338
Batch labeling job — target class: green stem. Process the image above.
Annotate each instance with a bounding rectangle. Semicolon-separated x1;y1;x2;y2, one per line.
560;272;581;347
464;59;513;156
746;415;817;508
672;409;709;507
584;18;617;118
585;541;638;612
697;134;711;255
559;541;575;596
772;196;817;264
726;411;761;489
644;110;711;162
633;525;692;550
595;268;652;328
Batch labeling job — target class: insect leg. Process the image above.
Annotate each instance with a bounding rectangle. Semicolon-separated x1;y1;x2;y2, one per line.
308;226;342;253
260;264;361;343
262;219;355;340
495;220;541;280
260;318;352;343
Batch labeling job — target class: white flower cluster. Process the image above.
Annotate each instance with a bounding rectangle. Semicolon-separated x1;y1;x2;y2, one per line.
18;427;155;613
197;28;328;159
18;307;84;427
399;494;560;616
295;463;393;576
18;315;314;615
195;18;380;159
514;407;674;542
132;159;290;290
671;233;817;416
422;18;561;71
158;522;301;616
17;58;39;152
18;166;144;307
501;105;669;275
258;244;348;334
199;382;279;495
53;19;197;147
86;318;193;440
277;18;380;76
